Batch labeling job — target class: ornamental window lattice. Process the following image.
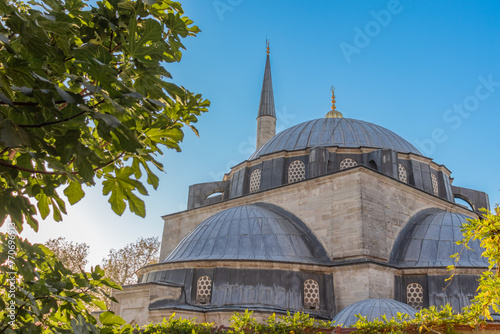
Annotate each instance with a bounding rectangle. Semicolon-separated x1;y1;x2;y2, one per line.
303;279;320;309
249;169;261;193
406;283;424;310
340;158;357;170
431;174;439;195
398;164;407;183
288;160;305;183
196;276;212;304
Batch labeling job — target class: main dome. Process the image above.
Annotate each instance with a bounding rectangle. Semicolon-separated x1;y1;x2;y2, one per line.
250;118;421;160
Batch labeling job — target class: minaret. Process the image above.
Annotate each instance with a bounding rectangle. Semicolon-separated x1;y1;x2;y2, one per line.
325;86;344;118
256;40;276;149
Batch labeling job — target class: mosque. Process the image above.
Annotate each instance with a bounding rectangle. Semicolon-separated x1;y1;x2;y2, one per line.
110;45;490;326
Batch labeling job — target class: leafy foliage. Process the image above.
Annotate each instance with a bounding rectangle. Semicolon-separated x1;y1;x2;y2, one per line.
140;313;218;334
0;232;126;333
0;0;210;232
45;236;90;273
101;236;159;286
353;304;477;334
226;310;335;334
450;205;500;320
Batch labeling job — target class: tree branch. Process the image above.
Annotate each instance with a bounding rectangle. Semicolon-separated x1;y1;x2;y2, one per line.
17;110;86;128
18;99;105;128
0;160;65;175
0;151;126;175
0;100;66;106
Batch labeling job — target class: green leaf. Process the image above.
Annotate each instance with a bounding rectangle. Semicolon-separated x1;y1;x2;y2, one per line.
126;191;146;218
55;85;76;103
93;113;122;128
99;311;126;326
36;193;50;219
63;182;85;205
0;119;30;147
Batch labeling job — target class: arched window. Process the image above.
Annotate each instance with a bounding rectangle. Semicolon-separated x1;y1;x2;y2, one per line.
288;160;305;183
249;169;261;193
431;174;439;195
340;158;357;170
406;283;424;310
303;279;320;309
398;164;407;183
196;276;212;304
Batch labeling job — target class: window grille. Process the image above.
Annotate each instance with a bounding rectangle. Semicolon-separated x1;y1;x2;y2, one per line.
249;169;261;193
340;158;357;170
304;279;320;309
196;276;212;304
406;283;424;310
288;160;305;183
398;164;407;183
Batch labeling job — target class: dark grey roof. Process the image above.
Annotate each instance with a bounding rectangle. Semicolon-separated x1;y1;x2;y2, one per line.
389;208;488;268
249;118;421;160
333;299;416;327
163;203;330;264
257;54;276;118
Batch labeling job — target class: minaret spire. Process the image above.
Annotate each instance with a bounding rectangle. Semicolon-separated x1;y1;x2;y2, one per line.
256;40;277;149
257;40;276;118
325;86;344;118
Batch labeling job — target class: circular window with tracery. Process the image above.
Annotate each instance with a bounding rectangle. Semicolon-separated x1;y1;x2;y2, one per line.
398;164;407;183
406;283;424;310
249;169;261;193
288;160;305;183
196;276;212;304
431;174;439;195
303;279;320;309
340;158;357;170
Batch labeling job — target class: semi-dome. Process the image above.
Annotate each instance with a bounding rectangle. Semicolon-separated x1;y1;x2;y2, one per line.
164;203;330;264
390;208;488;268
333;298;417;327
249;118;421;160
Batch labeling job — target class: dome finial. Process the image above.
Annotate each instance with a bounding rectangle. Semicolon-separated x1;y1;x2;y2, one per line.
266;39;270;55
330;86;336;111
325;86;343;118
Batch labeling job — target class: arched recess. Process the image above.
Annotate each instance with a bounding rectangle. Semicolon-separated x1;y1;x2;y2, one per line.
187;180;228;209
204;190;224;205
453;194;475;211
367;160;378;170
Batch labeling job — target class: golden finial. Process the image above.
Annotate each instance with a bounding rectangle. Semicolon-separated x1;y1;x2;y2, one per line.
330;86;336;111
325;85;344;118
266;39;270;55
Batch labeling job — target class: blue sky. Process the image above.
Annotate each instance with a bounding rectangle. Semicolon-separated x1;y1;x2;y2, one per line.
14;0;500;267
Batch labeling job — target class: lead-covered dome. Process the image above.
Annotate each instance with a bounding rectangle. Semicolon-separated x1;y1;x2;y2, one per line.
390;208;488;268
333;299;417;327
250;118;421;160
164;203;330;264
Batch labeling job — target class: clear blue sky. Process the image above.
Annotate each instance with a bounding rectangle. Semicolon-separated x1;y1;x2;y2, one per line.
14;0;500;267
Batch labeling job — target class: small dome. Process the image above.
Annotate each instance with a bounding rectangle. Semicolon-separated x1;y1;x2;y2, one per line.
390;208;488;268
249;118;421;160
164;203;330;264
333;299;417;327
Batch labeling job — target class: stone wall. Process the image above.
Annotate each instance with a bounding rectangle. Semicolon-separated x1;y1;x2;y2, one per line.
358;169;475;261
110;283;182;325
160;167;474;262
332;263;395;310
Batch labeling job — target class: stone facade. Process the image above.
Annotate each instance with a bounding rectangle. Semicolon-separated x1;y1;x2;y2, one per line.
161;167;474;262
